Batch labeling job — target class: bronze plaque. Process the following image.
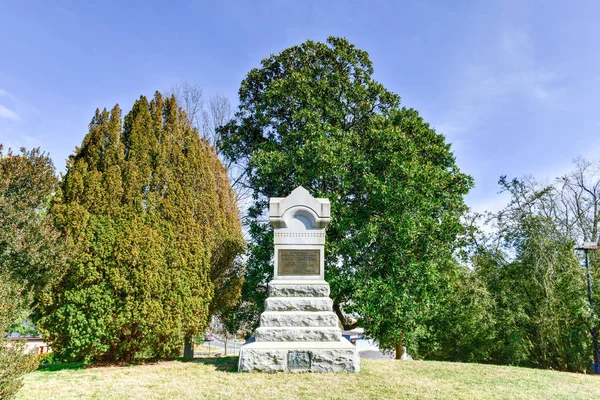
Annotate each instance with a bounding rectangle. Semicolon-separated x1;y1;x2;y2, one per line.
288;351;311;370
278;249;320;276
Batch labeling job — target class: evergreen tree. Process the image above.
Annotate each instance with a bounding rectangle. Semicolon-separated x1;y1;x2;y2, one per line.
41;93;243;362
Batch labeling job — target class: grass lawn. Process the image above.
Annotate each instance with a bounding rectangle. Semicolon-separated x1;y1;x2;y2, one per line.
17;356;599;400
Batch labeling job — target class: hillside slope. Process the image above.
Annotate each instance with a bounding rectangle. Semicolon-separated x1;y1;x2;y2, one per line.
18;357;599;399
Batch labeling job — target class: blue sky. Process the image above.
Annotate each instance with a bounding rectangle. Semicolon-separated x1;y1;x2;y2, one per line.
1;0;599;213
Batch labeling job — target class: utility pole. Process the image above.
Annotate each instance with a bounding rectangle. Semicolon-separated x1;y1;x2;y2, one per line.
576;242;600;374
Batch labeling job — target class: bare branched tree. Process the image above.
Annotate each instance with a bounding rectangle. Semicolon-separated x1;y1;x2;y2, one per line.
169;82;252;229
555;158;600;242
495;158;600;245
169;82;204;128
201;94;231;152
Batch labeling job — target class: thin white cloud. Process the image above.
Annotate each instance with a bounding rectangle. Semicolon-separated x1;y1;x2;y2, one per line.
530;143;600;186
433;28;560;138
468;191;512;215
2;134;42;152
0;105;19;121
495;29;559;101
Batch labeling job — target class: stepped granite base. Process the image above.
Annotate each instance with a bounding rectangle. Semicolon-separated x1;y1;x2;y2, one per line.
238;280;360;373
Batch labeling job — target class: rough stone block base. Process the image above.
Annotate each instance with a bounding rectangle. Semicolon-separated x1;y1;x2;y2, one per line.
264;297;333;312
254;327;341;342
260;311;339;327
238;340;360;373
268;280;331;297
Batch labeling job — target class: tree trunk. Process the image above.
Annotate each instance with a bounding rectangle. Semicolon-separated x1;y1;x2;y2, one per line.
224;333;228;355
184;336;194;358
333;302;359;330
395;338;403;360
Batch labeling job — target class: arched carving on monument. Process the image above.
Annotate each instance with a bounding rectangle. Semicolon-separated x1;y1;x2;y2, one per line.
270;186;331;229
282;206;319;230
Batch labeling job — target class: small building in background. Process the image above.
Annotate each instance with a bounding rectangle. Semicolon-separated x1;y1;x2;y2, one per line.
5;332;51;355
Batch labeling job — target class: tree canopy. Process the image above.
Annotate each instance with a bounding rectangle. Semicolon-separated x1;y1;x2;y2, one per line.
219;37;473;351
417;177;591;371
0;146;63;313
39;93;244;362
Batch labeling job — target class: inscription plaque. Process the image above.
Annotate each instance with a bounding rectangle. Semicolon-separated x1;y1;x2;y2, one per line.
288;351;311;370
278;249;320;276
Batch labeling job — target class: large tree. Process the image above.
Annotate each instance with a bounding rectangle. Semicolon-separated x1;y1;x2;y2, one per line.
219;37;472;353
40;93;243;362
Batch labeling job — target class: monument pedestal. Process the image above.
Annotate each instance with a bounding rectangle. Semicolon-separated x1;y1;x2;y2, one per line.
238;187;359;373
238;280;359;373
238;340;359;373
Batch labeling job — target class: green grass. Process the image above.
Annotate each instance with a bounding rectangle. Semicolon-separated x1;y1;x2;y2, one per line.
17;356;600;399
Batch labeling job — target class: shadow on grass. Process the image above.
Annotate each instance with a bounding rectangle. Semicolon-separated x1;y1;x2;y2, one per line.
36;356;239;373
37;362;88;372
37;358;162;372
189;356;239;372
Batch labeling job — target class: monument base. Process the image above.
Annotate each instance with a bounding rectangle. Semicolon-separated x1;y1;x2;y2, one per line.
238;339;360;373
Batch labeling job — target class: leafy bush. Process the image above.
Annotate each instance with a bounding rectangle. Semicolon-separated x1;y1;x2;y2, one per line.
0;276;39;399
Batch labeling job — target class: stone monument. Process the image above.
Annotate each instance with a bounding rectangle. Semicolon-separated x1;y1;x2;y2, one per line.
238;186;360;373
